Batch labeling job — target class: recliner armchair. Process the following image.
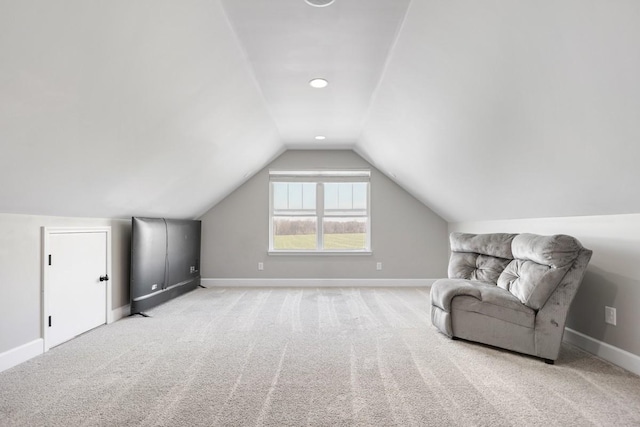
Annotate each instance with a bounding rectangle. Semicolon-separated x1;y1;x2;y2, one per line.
430;232;592;363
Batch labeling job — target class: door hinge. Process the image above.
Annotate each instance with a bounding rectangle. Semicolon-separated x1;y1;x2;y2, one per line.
48;316;52;327
48;254;52;266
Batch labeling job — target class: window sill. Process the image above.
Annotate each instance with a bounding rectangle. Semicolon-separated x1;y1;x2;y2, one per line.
268;250;372;256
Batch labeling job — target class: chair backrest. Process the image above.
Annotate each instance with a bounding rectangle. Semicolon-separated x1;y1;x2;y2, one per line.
497;234;586;310
449;232;590;310
448;232;516;284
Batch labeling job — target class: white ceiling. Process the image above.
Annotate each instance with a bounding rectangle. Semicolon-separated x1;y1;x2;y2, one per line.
221;0;410;147
0;1;282;219
1;1;639;222
358;0;640;222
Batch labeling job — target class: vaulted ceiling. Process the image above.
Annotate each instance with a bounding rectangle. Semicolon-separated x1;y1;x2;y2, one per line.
1;1;639;222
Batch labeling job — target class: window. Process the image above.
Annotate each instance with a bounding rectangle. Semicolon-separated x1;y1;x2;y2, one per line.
269;170;371;253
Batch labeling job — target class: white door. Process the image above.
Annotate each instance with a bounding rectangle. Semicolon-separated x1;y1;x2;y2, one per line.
45;229;110;348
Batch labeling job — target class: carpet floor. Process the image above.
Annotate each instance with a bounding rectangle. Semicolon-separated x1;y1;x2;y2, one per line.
1;287;640;426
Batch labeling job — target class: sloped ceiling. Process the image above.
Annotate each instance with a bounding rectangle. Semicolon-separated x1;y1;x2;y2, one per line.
0;1;282;219
359;1;640;222
1;1;639;222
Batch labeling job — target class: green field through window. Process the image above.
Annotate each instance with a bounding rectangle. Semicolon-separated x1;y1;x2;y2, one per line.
273;233;366;250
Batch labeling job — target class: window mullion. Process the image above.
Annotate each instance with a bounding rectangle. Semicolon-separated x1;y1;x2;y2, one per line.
317;182;324;250
269;182;274;251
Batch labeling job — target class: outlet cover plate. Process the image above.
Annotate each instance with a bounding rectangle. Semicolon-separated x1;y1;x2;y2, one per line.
605;306;617;326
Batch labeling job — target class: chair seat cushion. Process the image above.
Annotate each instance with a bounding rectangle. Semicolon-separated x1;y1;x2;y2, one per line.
431;278;535;329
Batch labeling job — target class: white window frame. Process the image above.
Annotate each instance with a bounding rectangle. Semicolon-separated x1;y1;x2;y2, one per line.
269;169;372;255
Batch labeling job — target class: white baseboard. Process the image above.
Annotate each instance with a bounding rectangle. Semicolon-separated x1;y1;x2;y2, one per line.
1;306;129;373
0;339;44;373
111;304;130;322
564;328;640;376
201;278;436;288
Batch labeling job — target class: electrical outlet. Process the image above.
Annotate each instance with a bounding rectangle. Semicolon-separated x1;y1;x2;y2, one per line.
605;306;617;326
152;284;158;291
376;262;382;271
258;262;264;271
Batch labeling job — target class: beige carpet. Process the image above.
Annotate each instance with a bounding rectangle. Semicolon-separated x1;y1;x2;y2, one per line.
1;287;640;426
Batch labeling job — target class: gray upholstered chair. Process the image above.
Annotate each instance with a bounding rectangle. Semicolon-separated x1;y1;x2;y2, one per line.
430;232;592;363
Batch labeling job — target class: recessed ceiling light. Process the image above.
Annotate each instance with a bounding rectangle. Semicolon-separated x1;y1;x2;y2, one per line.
309;78;328;89
315;135;326;141
305;0;336;7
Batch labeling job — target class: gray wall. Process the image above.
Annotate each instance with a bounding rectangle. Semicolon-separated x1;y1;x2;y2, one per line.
0;213;130;354
449;214;640;358
199;150;449;279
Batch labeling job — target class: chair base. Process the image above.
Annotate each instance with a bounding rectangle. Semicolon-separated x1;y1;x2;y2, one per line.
449;334;557;365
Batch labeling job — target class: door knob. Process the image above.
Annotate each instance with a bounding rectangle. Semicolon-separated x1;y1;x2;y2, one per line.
100;274;109;282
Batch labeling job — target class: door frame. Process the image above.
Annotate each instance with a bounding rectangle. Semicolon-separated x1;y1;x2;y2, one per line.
42;226;112;352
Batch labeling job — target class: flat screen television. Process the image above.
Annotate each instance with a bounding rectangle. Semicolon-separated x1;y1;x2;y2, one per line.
130;217;201;314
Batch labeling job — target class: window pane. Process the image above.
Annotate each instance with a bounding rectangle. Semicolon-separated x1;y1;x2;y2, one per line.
302;183;316;210
273;217;317;250
288;183;302;209
352;183;367;210
273;183;288;210
338;184;352;209
324;182;368;212
273;182;316;211
323;217;367;250
324;183;339;210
